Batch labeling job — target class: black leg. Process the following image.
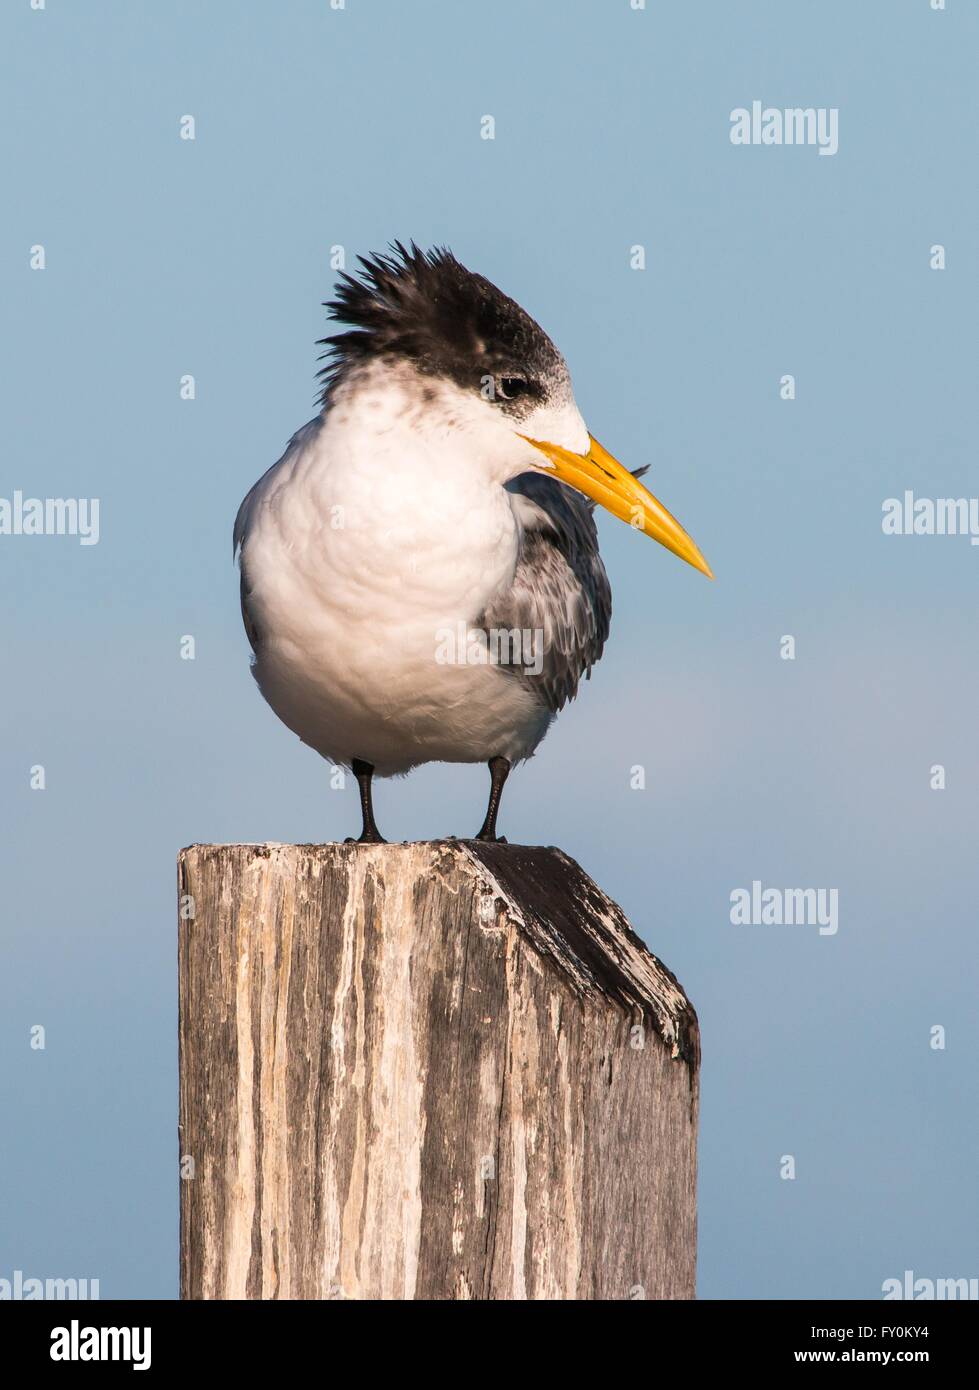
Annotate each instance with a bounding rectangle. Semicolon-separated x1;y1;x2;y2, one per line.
474;756;511;842
348;758;386;844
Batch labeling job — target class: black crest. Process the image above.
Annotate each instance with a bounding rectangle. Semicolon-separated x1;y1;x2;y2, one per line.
316;242;563;407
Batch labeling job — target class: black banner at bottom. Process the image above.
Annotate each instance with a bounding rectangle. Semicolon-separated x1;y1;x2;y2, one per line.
1;1297;970;1374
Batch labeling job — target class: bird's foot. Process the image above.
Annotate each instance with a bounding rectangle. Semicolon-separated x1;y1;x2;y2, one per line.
345;830;387;844
473;832;508;844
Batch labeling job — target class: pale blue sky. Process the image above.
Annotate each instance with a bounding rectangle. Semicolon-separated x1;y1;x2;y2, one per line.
2;0;977;1299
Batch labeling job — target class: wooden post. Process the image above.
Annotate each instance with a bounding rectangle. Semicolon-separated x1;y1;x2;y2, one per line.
178;841;699;1300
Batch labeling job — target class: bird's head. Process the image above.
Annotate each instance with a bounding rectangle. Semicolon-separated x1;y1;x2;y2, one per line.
318;242;712;579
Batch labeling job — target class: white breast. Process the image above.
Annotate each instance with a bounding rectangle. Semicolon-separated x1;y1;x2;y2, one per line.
236;372;552;775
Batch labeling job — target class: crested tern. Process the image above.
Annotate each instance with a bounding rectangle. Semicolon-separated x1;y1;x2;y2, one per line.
234;244;711;842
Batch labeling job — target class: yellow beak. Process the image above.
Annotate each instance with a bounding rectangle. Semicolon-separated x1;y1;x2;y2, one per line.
519;432;714;579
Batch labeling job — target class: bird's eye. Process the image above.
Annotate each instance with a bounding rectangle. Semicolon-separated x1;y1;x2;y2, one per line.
497;376;531;401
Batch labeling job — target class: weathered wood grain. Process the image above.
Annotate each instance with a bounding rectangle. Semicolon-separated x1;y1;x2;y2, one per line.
178;841;698;1300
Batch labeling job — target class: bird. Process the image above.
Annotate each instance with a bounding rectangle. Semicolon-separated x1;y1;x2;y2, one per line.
234;243;712;843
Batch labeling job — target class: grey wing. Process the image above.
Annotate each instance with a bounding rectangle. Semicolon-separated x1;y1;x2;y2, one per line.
480;472;613;714
234;484;262;656
232;420;321;659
